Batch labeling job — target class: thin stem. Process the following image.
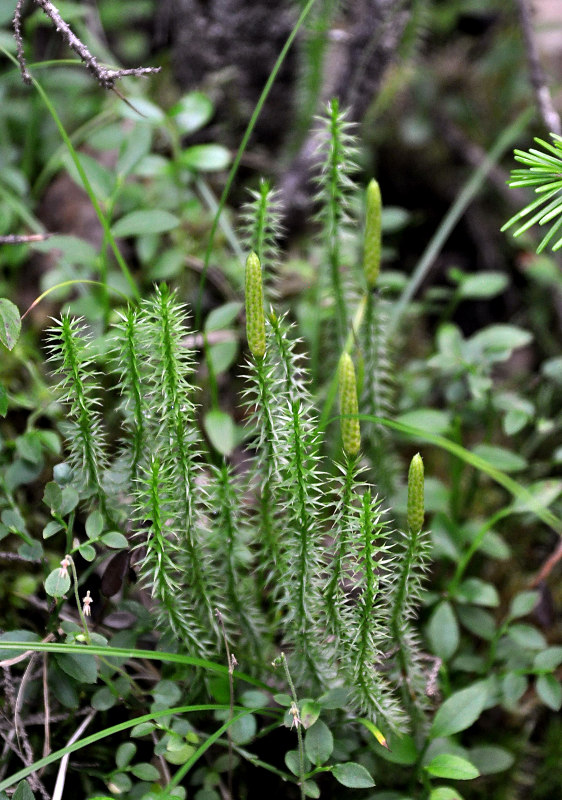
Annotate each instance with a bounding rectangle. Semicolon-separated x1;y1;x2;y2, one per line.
448;507;511;594
389;108;534;336
67;556;91;644
195;0;319;329
278;653;305;800
216;610;235;800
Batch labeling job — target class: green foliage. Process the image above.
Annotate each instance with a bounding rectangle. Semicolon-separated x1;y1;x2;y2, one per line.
1;6;561;799
503;133;562;252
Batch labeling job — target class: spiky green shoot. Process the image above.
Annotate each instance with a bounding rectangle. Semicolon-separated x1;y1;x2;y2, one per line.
407;453;424;535
339;352;361;456
363;178;382;289
245;251;266;358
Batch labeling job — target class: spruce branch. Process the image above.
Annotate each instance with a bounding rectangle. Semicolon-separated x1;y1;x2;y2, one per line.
13;0;160;88
502;133;562;252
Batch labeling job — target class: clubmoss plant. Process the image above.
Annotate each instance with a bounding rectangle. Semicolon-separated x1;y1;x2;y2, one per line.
389;453;431;734
45;271;431;733
314;98;359;347
240;180;284;298
359;179;398;498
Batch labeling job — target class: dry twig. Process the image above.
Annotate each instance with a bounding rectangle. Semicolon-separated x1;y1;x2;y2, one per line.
0;233;53;244
13;0;160;88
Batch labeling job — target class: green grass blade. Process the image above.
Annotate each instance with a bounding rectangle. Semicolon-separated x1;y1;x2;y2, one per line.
389;107;533;335
329;413;562;536
0;704;244;792
194;0;319;329
0;640;269;688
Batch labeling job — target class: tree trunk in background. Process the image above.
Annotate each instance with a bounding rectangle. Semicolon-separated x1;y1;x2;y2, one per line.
157;0;411;217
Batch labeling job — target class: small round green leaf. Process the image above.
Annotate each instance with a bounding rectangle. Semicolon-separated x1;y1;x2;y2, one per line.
229;713;256;745
169;91;213;135
203;410;235;456
86;510;104;539
240;690;269;708
300;700;321;729
131;762;160;781
425;754;480;780
396;409;451;435
107;773;132;794
427;601;459;659
112;210;179;238
92;686;116;710
0;631;40;660
509;591;539;619
181;144;231;172
284;749;301;777
332;762;375;788
468;745;514;775
205;301;243;332
536;674;562;710
12;780;35;800
43;482;62;513
507;624;546;650
44;567;71;597
152;679;181;706
305;719;333;766
471;444;527;473
0;298;21;351
303;780;320;798
457;272;508;300
430;788;465;800
56;651;98;684
101;531;128;549
116;741;136;769
78;543;96;562
43;521;63;539
430;682;488;739
456;578;499;608
534;646;562;671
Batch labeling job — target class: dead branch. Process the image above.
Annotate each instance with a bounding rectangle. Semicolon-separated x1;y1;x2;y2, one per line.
13;0;160;88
